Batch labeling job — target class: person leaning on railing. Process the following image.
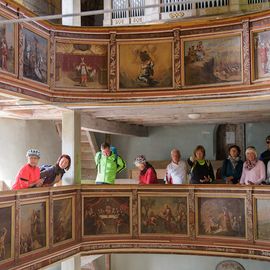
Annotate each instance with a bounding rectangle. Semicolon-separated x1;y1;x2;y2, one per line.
134;155;158;184
12;149;43;190
240;146;265;185
221;145;243;184
187;145;215;184
40;154;71;187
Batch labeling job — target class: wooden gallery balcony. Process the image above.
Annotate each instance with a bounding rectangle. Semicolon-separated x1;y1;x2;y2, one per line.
0;185;270;269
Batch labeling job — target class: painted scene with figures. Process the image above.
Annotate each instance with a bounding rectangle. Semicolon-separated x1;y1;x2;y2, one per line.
20;201;47;255
140;196;188;235
197;197;246;238
83;196;130;236
184;35;242;86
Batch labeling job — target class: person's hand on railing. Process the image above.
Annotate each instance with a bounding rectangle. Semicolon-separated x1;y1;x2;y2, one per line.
34;179;44;187
225;176;234;184
200;176;211;183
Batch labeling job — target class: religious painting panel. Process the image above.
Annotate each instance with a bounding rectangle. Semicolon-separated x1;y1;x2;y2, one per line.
0;203;14;263
254;197;270;241
83;195;131;237
183;34;242;86
139;194;188;236
252;30;270;80
196;196;246;239
55;41;108;89
53;197;74;245
19;200;48;256
0;14;16;74
119;41;173;89
22;27;48;84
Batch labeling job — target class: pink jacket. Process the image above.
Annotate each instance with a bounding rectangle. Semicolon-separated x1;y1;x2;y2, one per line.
240;160;265;185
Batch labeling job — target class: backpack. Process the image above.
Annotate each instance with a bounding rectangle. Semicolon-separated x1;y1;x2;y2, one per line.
40;164;52;172
96;146;119;168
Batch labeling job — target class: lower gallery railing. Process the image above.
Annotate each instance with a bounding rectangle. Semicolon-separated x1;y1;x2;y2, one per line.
0;185;270;269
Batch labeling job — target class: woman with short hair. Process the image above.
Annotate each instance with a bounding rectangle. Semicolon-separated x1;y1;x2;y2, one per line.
187;145;215;184
240;146;265;185
134;155;157;184
221;145;243;184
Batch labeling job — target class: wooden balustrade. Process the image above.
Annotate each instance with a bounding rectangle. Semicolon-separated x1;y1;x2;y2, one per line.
0;184;270;269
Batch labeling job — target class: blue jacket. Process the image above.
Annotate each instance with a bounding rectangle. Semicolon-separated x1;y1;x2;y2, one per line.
221;158;243;184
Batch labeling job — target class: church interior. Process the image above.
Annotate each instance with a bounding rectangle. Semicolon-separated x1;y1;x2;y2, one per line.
0;0;270;269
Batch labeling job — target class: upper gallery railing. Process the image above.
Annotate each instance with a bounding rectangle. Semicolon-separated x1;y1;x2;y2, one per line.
1;2;270;104
0;184;270;270
106;0;270;26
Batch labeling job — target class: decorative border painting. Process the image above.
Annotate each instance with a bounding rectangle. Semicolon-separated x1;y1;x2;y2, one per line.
82;195;131;237
252;29;270;81
19;199;48;256
119;41;173;89
54;40;108;90
182;34;242;86
0;203;14;264
0;13;16;74
254;197;270;242
53;196;74;245
139;194;188;236
22;27;48;84
196;195;246;239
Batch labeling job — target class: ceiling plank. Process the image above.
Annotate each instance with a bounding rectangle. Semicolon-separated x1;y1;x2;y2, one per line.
81;114;148;137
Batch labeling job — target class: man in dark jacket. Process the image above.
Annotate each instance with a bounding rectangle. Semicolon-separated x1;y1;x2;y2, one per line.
259;135;270;170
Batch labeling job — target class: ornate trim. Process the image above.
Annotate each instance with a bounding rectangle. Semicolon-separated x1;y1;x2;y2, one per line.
242;20;251;85
173;29;181;89
109;32;117;92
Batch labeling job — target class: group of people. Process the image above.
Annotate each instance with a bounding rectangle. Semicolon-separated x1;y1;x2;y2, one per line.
96;137;270;186
12;149;71;190
11;135;270;190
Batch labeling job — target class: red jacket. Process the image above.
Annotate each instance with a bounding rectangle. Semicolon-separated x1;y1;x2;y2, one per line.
12;164;40;190
139;167;158;184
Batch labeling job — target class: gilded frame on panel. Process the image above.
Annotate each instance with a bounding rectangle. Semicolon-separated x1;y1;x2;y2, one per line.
19;198;49;257
195;194;247;240
53;37;109;91
52;195;75;247
253;195;270;243
0;202;15;264
0;9;18;76
250;28;270;82
138;192;189;237
82;193;132;238
118;39;174;91
21;23;50;86
181;32;243;88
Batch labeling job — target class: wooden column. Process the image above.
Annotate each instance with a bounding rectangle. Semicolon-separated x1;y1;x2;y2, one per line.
105;254;111;270
62;110;81;185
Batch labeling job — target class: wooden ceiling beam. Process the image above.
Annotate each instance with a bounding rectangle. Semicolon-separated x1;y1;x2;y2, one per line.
81;114;148;137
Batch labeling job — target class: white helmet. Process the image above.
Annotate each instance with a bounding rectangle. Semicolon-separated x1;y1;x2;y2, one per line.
26;149;40;158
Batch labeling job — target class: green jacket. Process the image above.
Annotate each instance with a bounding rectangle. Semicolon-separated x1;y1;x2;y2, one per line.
95;152;126;184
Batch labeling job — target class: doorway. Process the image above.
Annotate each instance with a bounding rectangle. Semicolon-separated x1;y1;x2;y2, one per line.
216;124;245;160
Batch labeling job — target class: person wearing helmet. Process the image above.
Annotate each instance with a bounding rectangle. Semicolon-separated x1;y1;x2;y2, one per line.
12;149;43;190
134;155;157;184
